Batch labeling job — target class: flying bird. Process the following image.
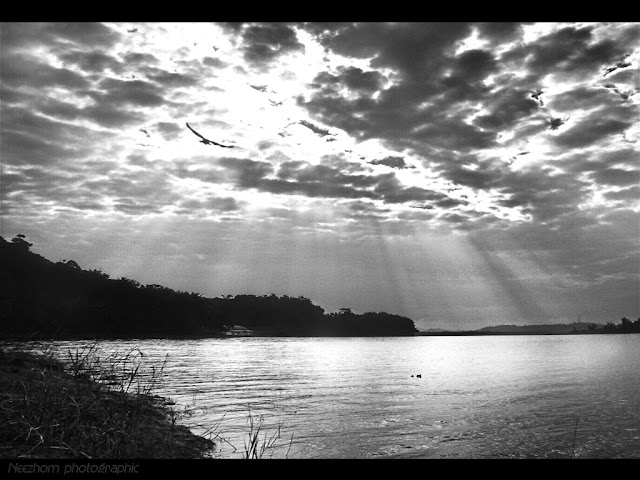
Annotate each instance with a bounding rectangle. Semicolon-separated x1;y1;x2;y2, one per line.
186;123;235;148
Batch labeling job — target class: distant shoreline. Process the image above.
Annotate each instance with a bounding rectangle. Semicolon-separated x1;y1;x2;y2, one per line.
2;330;638;343
416;330;639;336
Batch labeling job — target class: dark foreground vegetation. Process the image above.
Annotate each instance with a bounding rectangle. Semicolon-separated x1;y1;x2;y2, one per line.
0;235;417;339
0;344;214;459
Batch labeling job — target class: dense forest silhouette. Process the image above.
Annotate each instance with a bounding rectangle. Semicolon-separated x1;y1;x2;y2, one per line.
595;317;640;333
0;235;417;339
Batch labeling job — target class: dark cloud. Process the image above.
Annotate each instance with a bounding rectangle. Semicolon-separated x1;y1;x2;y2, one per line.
503;24;637;85
0;22;120;52
474;87;542;131
76;168;180;215
235;23;305;69
554;148;639;179
277;161;378;189
475;22;526;44
318;23;472;79
496;168;592;223
448;48;499;83
1;53;90;90
178;196;242;213
329;66;386;92
547;86;613;112
300;25;517;154
0;105;106;166
42;22;121;48
371;174;456;205
249;84;269;92
603;64;640;86
599;148;640;169
413;117;498;151
511;25;595;74
302;85;497;152
592;168;639;187
83;104;146;128
216;158;275;188
89;77;166;107
1;167;75;199
172;156;464;208
369;156;414;169
603;60;632;77
296;120;333;137
113;199;164;215
439;212;470;224
60;50;123;74
122;52;159;65
551;108;634;149
409;204;434;210
548;117;565;130
145;70;199;88
600;82;638;102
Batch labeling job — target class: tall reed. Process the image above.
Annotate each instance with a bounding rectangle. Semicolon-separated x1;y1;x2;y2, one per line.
0;343;214;459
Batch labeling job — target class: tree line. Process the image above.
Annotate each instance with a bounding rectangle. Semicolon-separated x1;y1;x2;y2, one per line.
586;317;640;334
0;235;417;339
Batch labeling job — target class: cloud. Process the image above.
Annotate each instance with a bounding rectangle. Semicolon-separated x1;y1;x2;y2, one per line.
603;185;640;202
551;106;635;148
0;105;104;166
1;53;90;90
202;56;228;69
496;168;592;223
310;66;386;94
296;120;333;137
89;77;166;107
177;196;243;214
77;168;180;215
592;168;639;187
144;69;200;88
475;22;526;43
60;50;123;74
153;122;183;140
229;23;305;69
0;22;120;52
474;87;542;131
368;156;414;169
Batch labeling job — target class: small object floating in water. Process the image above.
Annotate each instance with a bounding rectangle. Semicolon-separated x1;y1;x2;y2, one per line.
416;374;422;378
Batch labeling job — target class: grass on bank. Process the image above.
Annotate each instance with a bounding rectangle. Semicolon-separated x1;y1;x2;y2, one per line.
0;343;215;459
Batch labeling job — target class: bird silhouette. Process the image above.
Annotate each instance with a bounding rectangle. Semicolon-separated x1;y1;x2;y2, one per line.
186;123;235;148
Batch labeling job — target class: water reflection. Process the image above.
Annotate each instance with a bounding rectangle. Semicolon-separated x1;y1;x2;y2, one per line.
21;335;640;459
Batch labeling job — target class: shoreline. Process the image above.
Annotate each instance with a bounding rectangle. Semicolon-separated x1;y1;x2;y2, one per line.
0;345;215;460
1;330;637;342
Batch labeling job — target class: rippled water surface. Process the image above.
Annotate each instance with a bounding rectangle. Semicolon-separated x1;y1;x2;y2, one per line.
25;335;640;458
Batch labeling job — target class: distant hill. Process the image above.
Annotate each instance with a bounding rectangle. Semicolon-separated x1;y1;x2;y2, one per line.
476;322;600;334
417;321;626;336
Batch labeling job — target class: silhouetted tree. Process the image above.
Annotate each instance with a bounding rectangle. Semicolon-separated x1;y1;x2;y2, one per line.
11;234;32;251
0;236;418;339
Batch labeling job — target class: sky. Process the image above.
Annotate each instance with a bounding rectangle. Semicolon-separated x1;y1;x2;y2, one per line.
1;22;638;330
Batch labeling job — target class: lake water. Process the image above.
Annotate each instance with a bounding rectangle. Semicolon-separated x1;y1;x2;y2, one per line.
16;335;640;459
